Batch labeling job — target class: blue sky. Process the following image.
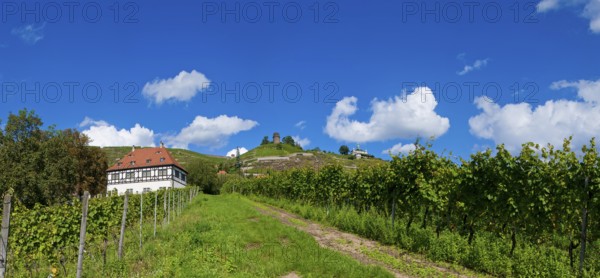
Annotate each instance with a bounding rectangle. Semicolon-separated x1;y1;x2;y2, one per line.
1;0;600;159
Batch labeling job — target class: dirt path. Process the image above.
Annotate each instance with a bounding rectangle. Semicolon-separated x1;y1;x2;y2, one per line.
253;202;479;278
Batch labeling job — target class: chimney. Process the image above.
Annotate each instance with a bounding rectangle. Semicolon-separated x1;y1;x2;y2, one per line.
160;141;165;148
132;145;135;152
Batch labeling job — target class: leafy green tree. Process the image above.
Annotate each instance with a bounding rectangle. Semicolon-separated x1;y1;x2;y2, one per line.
261;136;270;145
0;109;108;207
282;136;295;146
339;145;349;155
187;159;220;194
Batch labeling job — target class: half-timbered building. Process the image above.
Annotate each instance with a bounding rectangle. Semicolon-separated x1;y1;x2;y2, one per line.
106;144;187;194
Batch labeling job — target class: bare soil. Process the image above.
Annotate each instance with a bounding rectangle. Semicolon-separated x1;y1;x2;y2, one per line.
255;203;477;278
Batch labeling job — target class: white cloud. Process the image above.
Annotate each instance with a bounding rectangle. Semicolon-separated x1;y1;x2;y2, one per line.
226;147;248;157
469;79;600;152
585;0;600;32
537;0;561;12
80;118;156;147
165;115;258;149
295;120;306;130
537;0;600;33
142;70;211;104
551;78;600;103
79;116;108;128
382;143;417;155
12;24;45;45
457;58;489;75
292;135;311;148
325;87;450;143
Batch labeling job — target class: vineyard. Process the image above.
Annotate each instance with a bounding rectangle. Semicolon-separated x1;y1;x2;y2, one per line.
223;139;600;277
0;186;199;277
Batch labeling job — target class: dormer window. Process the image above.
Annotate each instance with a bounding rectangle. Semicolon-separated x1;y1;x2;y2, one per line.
146;159;151;164
160;157;165;162
156;151;162;154
130;161;136;166
117;162;122;166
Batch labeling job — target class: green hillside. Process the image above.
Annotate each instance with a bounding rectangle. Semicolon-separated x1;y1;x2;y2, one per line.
240;143;386;173
240;143;304;160
101;146;228;168
101;144;385;174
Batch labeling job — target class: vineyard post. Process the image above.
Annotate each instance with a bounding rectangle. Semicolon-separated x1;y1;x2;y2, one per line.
172;190;175;218
167;189;170;224
139;191;143;250
118;192;129;259
0;194;13;278
154;191;157;237
164;189;168;225
76;191;90;278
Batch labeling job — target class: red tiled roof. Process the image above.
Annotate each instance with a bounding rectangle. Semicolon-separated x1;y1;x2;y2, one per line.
107;147;187;173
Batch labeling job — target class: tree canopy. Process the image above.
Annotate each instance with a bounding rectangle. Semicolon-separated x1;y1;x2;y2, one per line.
0;109;107;208
339;145;349;155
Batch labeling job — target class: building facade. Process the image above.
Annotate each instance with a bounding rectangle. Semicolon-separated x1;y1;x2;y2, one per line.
351;145;369;159
106;145;187;195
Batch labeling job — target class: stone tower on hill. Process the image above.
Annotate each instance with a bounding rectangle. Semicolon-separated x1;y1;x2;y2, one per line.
273;132;281;144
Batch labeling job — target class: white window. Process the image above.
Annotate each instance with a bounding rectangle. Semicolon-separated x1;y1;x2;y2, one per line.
125;172;134;179
142;170;151;177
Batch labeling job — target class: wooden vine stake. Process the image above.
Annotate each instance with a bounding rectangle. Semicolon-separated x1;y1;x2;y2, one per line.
76;191;90;278
0;194;13;278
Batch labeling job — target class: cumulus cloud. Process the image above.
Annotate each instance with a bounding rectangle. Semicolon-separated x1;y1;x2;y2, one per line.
551;78;600;103
537;0;600;33
457;59;489;75
295;120;306;130
142;70;211;104
292;135;311;148
325;87;450;143
80;118;156;147
12;24;45;45
382;143;417;155
165;115;258;149
226;147;248;157
537;0;561;12
469;78;600;152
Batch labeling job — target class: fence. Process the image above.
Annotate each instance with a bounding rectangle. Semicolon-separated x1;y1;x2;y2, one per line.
0;186;200;278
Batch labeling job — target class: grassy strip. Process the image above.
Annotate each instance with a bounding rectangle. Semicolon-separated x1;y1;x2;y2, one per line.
60;194;394;277
251;195;514;278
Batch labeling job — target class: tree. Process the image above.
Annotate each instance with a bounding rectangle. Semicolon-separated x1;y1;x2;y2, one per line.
261;136;270;145
282;136;295;146
187;159;221;194
0;109;109;207
339;145;349;155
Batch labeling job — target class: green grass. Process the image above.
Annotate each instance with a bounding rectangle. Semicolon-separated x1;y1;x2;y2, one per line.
241;143;304;159
101;146;228;167
41;194;393;277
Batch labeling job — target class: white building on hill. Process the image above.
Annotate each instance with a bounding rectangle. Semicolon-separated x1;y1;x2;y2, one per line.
351;144;369;159
106;144;187;195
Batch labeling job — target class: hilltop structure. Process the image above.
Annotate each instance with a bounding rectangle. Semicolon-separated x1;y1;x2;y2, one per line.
351;144;370;159
106;142;187;195
273;132;281;144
